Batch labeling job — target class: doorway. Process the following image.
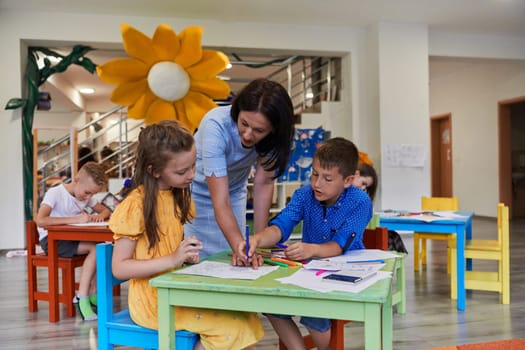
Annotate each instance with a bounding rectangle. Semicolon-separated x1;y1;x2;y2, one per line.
499;96;525;219
430;113;453;197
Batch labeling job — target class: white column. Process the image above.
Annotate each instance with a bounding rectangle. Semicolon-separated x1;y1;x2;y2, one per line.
377;22;431;210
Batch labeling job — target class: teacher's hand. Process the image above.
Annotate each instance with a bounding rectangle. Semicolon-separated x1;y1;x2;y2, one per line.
231;248;263;269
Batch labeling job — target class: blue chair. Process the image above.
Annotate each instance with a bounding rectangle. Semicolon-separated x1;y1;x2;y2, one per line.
96;243;198;350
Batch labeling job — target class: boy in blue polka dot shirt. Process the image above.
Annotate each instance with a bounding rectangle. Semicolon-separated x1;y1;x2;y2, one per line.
233;136;373;350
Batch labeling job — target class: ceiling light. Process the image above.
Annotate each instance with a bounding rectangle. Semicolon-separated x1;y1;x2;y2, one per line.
79;88;95;94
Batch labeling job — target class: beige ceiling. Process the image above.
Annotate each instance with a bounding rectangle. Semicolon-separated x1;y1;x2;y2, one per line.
4;0;525;36
6;0;525;113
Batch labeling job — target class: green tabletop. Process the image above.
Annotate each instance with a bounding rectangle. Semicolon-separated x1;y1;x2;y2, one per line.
150;251;399;350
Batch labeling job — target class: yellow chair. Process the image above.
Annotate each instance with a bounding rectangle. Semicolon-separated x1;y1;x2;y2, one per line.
450;203;510;304
414;196;459;272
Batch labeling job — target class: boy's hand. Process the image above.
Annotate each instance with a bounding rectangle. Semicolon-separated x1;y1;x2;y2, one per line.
88;213;106;222
76;212;90;223
284;242;315;261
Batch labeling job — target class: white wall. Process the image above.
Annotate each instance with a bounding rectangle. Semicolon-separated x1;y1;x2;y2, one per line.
378;22;430;211
0;12;27;251
430;58;525;216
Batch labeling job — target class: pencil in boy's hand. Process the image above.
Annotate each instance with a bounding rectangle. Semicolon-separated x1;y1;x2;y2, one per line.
275;242;288;249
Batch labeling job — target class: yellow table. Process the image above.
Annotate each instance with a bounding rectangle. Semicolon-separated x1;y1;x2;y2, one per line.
150;251;403;350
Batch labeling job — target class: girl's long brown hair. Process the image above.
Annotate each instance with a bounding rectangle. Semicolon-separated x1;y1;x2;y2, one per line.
129;120;195;249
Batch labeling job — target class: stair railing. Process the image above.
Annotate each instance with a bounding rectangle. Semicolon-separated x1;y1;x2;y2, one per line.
34;106;141;212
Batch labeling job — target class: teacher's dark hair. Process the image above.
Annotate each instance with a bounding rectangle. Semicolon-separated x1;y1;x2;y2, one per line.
231;78;295;178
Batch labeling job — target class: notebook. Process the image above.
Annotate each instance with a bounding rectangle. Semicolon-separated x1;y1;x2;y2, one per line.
322;270;378;284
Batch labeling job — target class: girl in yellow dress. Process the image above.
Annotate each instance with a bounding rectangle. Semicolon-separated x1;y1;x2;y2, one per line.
110;120;264;350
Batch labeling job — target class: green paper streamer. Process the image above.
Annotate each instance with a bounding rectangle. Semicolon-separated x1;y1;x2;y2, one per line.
4;45;96;219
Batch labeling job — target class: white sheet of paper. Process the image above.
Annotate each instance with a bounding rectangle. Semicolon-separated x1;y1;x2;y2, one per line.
69;222;109;226
432;211;467;219
173;261;278;280
303;260;384;273
276;268;392;293
328;249;398;263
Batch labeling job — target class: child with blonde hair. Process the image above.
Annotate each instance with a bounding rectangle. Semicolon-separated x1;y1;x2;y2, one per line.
36;161;111;320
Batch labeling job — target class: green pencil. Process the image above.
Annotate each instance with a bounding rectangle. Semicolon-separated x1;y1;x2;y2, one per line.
263;258;288;268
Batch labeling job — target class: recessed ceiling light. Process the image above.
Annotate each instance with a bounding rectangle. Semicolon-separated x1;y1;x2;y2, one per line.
79;88;95;94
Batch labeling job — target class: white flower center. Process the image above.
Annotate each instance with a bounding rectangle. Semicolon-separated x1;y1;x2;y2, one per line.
147;61;190;102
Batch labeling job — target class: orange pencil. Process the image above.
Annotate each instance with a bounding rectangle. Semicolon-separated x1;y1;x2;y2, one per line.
271;257;298;267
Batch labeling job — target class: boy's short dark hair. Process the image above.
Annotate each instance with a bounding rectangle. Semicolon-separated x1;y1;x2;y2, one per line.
79;161;107;187
314;137;358;178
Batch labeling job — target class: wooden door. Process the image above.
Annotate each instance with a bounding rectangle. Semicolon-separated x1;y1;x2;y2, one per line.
431;114;453;197
499;96;525;219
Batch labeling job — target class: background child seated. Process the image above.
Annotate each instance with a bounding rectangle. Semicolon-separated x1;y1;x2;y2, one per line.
36;161;111;321
353;162;408;254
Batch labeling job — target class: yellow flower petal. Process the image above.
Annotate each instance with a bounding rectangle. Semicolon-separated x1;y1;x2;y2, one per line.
174;100;192;130
186;51;229;80
145;99;176;125
152;24;180;61
121;23;158;65
110;79;148;106
175;26;203;68
128;90;156;119
190;78;230;99
97;58;149;85
183;91;218;130
101;23;228;129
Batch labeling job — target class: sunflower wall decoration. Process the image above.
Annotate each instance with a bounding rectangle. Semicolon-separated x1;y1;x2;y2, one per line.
97;23;230;130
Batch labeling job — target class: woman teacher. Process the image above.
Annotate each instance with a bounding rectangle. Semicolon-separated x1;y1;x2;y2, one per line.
185;78;295;258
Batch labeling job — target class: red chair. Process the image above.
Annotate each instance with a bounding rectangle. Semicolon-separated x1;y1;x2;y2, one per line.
26;220;85;317
279;226;390;350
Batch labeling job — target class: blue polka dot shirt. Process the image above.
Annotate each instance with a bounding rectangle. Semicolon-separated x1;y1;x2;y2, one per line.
270;184;373;251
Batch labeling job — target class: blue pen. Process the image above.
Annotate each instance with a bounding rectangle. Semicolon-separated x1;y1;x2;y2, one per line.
347;259;385;264
275;242;288;249
245;225;250;261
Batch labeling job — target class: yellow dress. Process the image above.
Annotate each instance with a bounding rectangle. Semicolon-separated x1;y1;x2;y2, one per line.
109;186;264;350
